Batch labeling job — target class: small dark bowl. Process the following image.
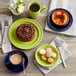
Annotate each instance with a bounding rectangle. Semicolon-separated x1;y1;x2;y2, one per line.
47;8;73;32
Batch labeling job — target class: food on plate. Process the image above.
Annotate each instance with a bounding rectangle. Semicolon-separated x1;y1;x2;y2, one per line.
38;47;57;64
52;10;69;26
45;52;51;58
45;47;52;53
16;23;35;42
51;52;57;58
39;49;46;55
47;57;54;63
41;54;47;61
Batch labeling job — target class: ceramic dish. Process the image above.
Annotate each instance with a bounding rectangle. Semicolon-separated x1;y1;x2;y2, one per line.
35;44;59;67
47;8;73;32
4;50;28;73
8;18;43;50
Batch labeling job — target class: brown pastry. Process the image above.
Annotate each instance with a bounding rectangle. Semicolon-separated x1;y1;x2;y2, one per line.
52;10;69;26
47;57;54;63
41;54;47;61
16;23;35;42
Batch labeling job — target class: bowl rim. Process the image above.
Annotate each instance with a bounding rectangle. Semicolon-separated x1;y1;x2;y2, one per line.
47;8;73;32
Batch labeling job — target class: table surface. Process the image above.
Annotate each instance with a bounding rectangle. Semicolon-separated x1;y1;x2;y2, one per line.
0;0;76;76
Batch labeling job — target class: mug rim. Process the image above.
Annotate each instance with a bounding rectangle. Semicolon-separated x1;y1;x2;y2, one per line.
9;52;23;66
4;50;28;73
28;1;40;13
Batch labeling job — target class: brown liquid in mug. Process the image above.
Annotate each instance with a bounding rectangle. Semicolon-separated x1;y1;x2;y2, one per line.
30;4;40;12
10;54;22;64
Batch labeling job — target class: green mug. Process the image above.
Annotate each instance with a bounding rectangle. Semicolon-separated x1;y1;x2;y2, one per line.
28;2;46;18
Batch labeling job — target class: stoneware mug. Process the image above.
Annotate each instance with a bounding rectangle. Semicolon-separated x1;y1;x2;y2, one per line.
28;2;46;18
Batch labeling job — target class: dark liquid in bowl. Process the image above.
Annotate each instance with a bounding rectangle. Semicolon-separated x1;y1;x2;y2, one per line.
30;4;40;12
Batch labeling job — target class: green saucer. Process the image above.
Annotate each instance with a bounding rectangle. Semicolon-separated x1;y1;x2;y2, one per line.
8;18;43;50
35;44;59;67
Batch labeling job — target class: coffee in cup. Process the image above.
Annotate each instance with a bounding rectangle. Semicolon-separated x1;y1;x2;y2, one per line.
10;53;22;65
30;4;40;12
28;2;46;18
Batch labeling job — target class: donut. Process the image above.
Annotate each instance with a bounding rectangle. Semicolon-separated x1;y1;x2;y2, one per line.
51;52;56;58
45;52;51;58
41;54;47;61
16;23;35;42
39;49;46;55
47;57;54;63
45;47;52;53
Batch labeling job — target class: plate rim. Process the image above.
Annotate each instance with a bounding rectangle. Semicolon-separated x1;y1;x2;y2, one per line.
47;8;73;32
8;18;43;50
35;44;59;67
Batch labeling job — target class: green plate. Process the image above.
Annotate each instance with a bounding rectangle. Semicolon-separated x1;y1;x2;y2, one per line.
35;44;59;67
8;18;43;50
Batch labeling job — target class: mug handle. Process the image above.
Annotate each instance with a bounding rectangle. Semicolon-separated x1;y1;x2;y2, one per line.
40;6;46;12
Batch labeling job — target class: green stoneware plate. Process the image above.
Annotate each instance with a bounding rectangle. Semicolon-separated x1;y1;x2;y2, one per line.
8;18;43;50
35;44;59;67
